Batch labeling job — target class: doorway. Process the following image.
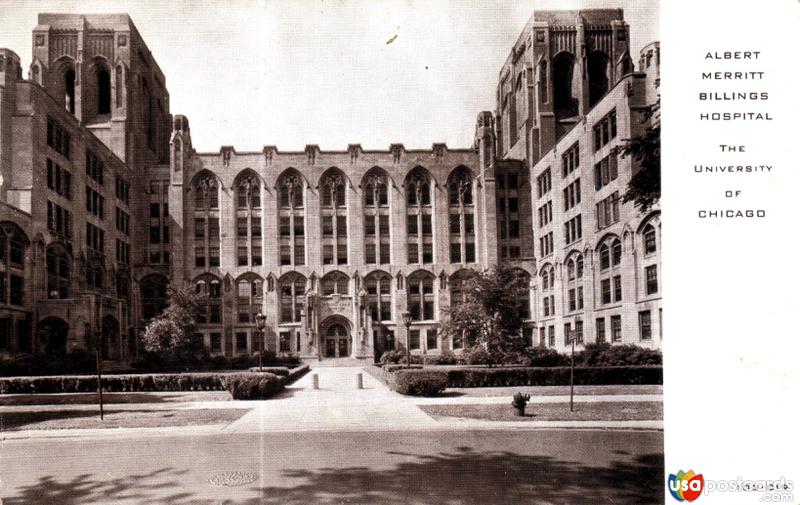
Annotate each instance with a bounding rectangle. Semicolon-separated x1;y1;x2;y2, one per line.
324;322;350;358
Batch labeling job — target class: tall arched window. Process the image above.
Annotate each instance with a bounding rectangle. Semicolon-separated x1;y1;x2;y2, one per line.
115;66;123;109
565;253;584;313
407;271;435;321
193;173;220;269
96;65;111;114
279;273;306;323
449;269;475;307
405;168;433;264
363;168;390;265
540;265;555;318
643;224;657;254
447;167;476;264
237;275;263;324
64;68;76;114
141;274;168;319
277;170;305;266
597;236;623;306
194;274;221;324
321;271;349;296
588;52;610;107
46;245;71;299
235;172;262;267
320;170;348;265
0;223;28;306
365;271;392;322
552;52;577;119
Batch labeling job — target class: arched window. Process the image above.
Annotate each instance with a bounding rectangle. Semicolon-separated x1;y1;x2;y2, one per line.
565;253;584;313
279;273;306;323
597;236;623;306
0;223;28;306
448;167;476;264
46;245;70;299
363;168;390;265
116;271;130;299
115;66;123;109
235;173;262;267
365;271;392;322
141;274;168;319
600;244;611;270
86;261;105;291
320;170;348;265
277;170;305;266
405;168;434;264
540;265;555;318
407;271;435;321
588;52;610;107
64;68;76;114
194;274;221;324
449;269;476;306
193;173;220;269
612;239;622;266
643;224;657;254
237;275;263;324
514;269;532;320
96;65;111;114
552;52;577;119
321;271;349;296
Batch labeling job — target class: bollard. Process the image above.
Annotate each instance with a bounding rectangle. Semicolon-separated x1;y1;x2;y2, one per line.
355;372;363;389
311;373;319;390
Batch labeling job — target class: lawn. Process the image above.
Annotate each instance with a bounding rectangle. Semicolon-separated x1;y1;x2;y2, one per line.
0;407;250;431
0;390;231;407
419;401;662;422
444;384;662;398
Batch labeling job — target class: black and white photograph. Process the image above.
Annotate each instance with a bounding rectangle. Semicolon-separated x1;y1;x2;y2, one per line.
0;0;794;503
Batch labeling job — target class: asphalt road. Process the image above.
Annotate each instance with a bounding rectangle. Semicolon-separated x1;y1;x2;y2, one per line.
0;429;663;504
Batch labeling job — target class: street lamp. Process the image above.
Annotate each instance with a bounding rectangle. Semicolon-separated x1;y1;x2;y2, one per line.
255;312;267;372
401;311;412;368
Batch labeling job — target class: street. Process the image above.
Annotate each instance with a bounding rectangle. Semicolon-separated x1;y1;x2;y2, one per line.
0;429;663;504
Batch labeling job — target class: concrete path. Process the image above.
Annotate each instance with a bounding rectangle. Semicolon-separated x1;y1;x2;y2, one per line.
224;365;438;433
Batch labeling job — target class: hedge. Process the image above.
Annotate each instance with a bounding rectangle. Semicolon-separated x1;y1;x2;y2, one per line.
394;370;448;396
444;366;662;388
0;371;292;398
248;366;291;376
224;373;284;400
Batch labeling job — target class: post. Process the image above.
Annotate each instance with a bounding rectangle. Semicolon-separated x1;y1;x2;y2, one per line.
401;311;412;369
258;331;263;372
569;333;575;412
355;372;363;389
311;373;319;390
95;347;104;420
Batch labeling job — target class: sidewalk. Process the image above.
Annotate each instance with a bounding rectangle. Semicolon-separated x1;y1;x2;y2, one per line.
0;365;663;440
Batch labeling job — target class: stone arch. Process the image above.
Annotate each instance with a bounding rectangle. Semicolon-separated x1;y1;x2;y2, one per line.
318;166;349;208
233;168;263;209
551;51;577;119
588;51;611;107
275;168;307;208
88;57;112;115
38;316;69;355
321;270;349;296
361;166;392;207
320;314;352;359
446;166;474;206
404;166;436;206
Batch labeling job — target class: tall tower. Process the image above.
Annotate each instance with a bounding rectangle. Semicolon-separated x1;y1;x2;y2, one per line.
30;14;170;168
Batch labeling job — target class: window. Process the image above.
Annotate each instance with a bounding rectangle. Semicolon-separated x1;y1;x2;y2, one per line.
86;151;104;185
0;225;27;306
116;208;130;235
639;311;652;340
96;66;111;114
210;333;222;353
613;275;622;302
536;168;551;197
592;109;617;151
280;273;305;323
539;232;553;257
237;276;263;324
46;246;70;299
46;117;71;158
611;315;622;342
646;265;659;294
237;174;261;209
46;159;72;199
644;224;657;254
596;318;606;343
596;192;620;230
322;271;349;296
406;169;434;264
194;276;222;324
426;329;438;351
115;176;130;205
409;330;420;350
561;142;579;178
601;279;611;304
448;168;476;264
319;172;348;266
47;201;72;239
366;271;393;322
548;326;555;347
593;154;618;190
408;271;435;321
564;214;582;244
86;186;105;220
563;179;581;211
86;223;105;253
236;332;248;354
363;170;391;265
278;171;305;266
537;201;552;228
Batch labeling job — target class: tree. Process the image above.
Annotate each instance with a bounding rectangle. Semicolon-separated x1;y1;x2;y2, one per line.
620;96;660;212
139;288;203;360
439;264;530;364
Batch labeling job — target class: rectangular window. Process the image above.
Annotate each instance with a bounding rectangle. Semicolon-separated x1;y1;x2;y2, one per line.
279;332;291;352
426;329;437;350
548;326;555;347
209;247;220;267
639;311;652;340
596;318;606;343
236;332;248;353
601;279;612;304
568;289;576;312
238;246;248;266
210;333;222;353
536;169;552;197
611;315;622;342
593;109;617;152
409;329;420;350
646;265;658;294
422;243;433;264
408;243;418;263
251;217;261;237
237;217;248;237
561;142;579;178
613;275;622;302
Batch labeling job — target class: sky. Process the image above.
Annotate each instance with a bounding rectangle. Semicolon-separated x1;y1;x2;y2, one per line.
0;0;659;152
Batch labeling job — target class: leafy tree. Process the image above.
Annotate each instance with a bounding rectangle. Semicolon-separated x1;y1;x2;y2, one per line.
439;264;530;365
139;288;203;360
620;96;660;212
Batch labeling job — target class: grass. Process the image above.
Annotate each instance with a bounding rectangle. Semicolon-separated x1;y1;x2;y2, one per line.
0;390;231;407
0;408;250;431
445;384;662;398
419;401;662;422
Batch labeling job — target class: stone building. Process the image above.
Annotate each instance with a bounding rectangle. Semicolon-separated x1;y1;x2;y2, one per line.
0;8;660;362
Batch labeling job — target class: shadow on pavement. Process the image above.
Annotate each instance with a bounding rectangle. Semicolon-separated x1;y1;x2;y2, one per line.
4;447;664;504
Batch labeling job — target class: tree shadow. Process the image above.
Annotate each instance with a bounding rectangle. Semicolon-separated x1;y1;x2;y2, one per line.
4;447;663;504
0;409;180;430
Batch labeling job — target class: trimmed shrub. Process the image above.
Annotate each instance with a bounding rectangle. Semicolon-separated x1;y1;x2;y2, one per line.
457;347;497;366
0;351;97;377
248;366;290;376
0;372;232;394
379;349;422;366
576;343;662;366
129;351;300;373
518;347;570;367
393;370;448;396
385;364;424;373
223;373;284;400
445;366;662;388
432;351;458;365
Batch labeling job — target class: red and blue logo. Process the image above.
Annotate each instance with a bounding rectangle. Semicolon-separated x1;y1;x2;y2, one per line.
668;470;704;502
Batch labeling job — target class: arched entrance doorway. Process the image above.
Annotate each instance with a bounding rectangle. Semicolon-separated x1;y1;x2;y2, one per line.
102;315;120;360
38;317;69;354
322;319;351;358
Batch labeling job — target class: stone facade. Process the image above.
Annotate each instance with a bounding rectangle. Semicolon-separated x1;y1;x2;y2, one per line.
0;9;660;362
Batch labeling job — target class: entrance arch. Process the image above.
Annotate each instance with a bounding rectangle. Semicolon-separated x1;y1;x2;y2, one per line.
38;317;69;354
320;317;351;358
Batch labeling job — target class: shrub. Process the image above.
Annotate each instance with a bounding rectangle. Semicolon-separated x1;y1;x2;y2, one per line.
518;347;570;367
0;351;98;377
223;373;284;400
248;366;290;376
445;366;662;388
379;349;422;366
393;370;448;396
385;364;424;373
433;351;458;365
576;343;662;366
129;352;300;373
0;372;233;394
457;346;499;366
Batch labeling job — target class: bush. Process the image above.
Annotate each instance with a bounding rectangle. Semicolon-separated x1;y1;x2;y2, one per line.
576;343;662;366
385;364;424;373
0;351;97;377
393;370;448;396
445;366;662;388
129;352;300;373
248;366;290;376
379;349;422;366
223;373;285;400
432;351;458;365
457;346;498;366
517;347;570;367
0;372;239;394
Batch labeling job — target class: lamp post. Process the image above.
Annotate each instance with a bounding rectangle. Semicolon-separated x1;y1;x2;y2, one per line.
255;312;267;372
401;311;412;368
